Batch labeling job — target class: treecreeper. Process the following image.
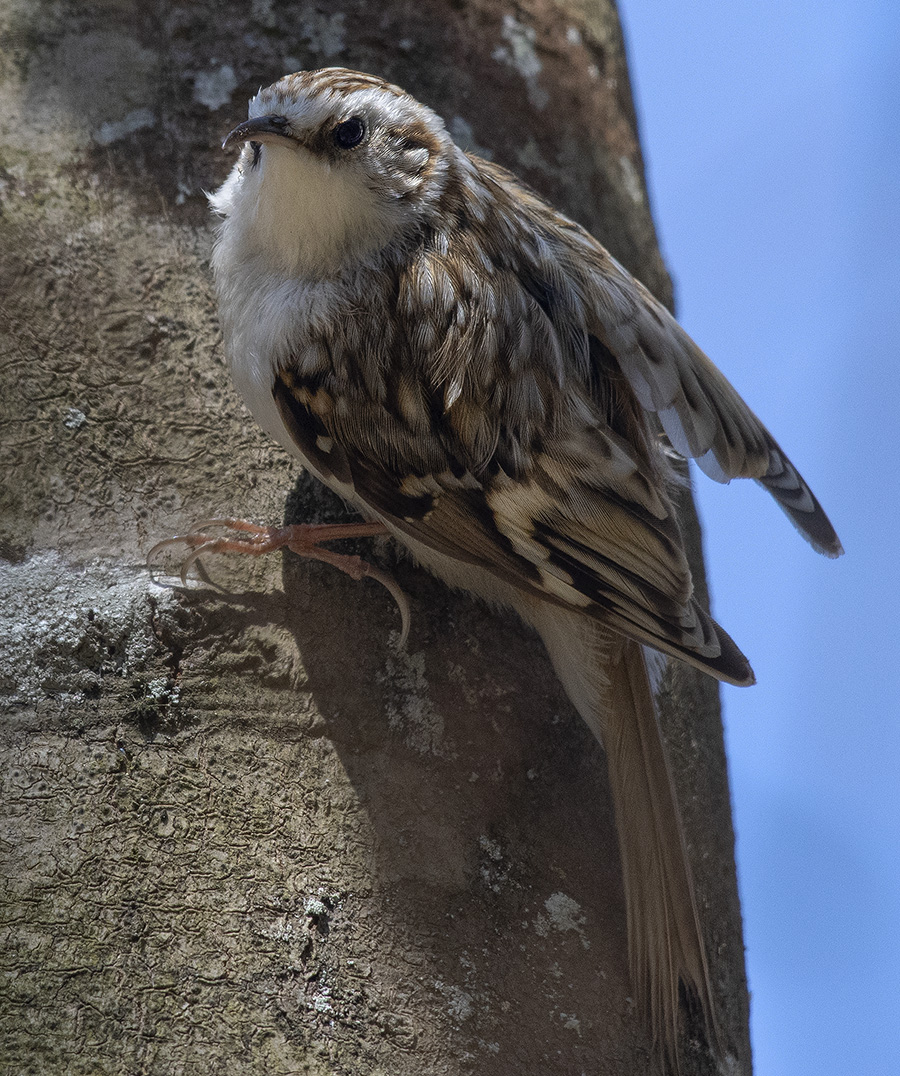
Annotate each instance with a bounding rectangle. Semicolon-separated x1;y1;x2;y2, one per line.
151;68;842;1070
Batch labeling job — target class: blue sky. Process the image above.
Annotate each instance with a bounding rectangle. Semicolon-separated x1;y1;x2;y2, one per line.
619;3;900;1073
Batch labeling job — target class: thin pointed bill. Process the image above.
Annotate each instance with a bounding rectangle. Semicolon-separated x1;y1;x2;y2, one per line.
222;115;294;151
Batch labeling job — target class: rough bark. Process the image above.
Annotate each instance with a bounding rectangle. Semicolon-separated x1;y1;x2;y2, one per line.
0;1;752;1073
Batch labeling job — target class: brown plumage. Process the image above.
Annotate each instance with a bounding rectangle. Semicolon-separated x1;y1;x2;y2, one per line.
157;67;842;1069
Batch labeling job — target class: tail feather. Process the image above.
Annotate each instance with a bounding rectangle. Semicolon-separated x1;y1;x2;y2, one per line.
608;640;717;1061
529;603;718;1068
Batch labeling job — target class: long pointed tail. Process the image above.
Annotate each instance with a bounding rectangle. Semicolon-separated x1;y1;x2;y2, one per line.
606;638;717;1059
530;604;717;1066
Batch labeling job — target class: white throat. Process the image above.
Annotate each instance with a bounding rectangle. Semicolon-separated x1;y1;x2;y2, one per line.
212;143;399;279
209;143;395;478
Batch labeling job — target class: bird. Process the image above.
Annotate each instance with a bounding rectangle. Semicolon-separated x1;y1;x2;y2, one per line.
152;67;842;1068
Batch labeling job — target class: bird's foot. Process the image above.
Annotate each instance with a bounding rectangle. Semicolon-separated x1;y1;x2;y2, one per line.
148;518;410;645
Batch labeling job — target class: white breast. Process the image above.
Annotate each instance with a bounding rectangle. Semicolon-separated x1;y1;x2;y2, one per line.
208;144;397;503
213;256;340;453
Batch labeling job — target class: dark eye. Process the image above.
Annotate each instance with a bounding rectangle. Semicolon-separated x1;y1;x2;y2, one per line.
332;117;366;150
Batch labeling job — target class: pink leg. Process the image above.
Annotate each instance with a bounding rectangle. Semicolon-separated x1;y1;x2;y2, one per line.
148;517;410;645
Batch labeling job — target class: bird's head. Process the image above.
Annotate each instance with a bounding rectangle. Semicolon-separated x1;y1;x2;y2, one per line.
210;68;456;277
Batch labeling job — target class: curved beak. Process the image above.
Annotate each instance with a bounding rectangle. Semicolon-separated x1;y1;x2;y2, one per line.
222;115;293;151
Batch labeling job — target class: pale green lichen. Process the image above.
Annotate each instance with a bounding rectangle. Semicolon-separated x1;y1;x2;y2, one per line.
534;891;591;950
193;65;238;111
492;14;548;110
299;7;346;60
0;553;175;712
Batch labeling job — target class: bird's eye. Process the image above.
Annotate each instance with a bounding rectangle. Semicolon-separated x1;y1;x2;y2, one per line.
332;117;366;150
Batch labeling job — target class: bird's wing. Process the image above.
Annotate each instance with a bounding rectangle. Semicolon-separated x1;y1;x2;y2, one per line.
589;259;843;556
578;255;842;558
473;158;842;558
272;239;752;686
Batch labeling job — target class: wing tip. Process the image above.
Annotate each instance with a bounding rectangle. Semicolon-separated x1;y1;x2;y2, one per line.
696;610;755;687
762;481;844;560
815;533;845;559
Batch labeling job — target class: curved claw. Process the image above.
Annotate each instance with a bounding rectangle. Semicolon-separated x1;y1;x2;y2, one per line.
176;540;226;586
146;532;201;568
361;562;411;648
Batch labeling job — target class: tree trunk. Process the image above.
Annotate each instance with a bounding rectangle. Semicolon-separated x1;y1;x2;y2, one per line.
0;1;752;1073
